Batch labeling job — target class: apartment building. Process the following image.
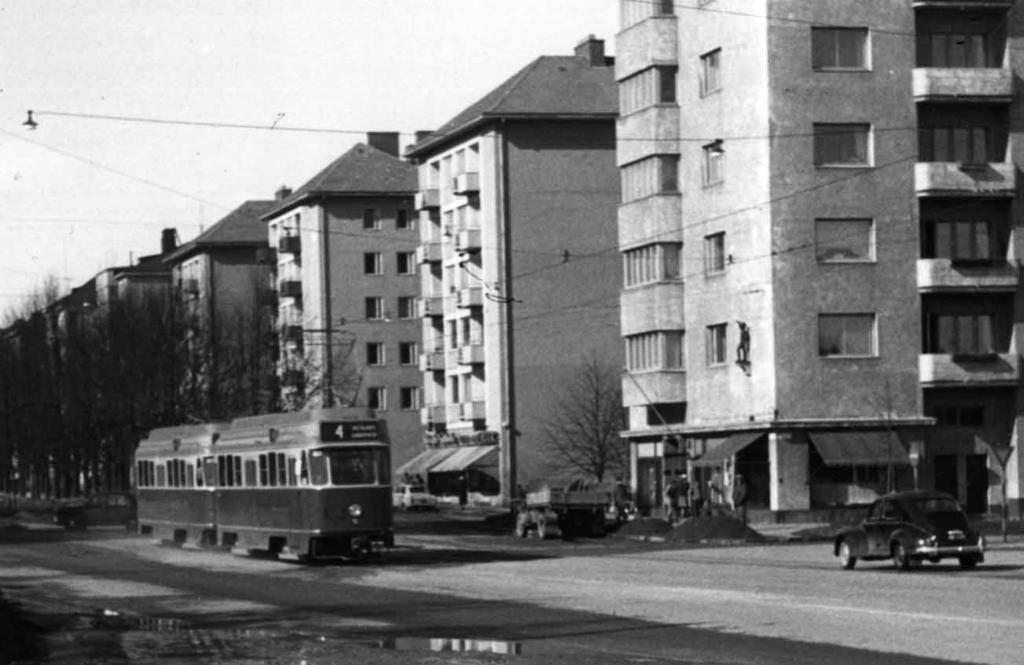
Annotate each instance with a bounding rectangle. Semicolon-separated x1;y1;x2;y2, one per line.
262;134;422;469
164;201;278;418
405;38;622;502
617;0;1023;516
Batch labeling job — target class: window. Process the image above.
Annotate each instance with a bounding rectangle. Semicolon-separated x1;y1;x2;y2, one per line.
620;66;677;115
927;313;994;354
623;243;683;286
918;126;991;163
621;155;679;202
400;386;422;410
702;142;724;186
917;32;991;68
621;0;674;28
700;49;721;96
647;402;686;426
365;296;384;320
815;219;874;262
363;252;382;275
704;232;726;275
367;386;386;410
626;331;685;371
812;27;869;70
924;220;993;261
933;405;985;427
814;124;870;166
366;342;385;366
399;341;418;365
706;324;728;365
362;208;380;230
396;208;412;230
397;296;416;319
819;314;877;357
397;252;416;275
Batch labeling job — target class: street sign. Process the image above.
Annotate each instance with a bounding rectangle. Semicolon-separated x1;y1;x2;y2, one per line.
991;445;1015;468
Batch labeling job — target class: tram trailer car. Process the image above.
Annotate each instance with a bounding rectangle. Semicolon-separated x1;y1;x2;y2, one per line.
136;422;226;545
136;408;394;560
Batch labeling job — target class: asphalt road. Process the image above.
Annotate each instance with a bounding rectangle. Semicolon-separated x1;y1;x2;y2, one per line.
1;521;1022;665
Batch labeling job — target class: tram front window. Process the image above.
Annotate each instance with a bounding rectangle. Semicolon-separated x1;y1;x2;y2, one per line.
322;447;388;486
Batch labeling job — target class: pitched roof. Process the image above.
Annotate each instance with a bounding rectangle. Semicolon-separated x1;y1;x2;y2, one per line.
263;143;418;220
406;54;617;158
166;200;274;263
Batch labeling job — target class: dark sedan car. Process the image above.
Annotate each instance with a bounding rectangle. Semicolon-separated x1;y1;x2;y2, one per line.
54;492;137;530
834;491;984;570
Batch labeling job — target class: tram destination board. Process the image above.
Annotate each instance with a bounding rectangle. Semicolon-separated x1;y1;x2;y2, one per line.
321;421;382;442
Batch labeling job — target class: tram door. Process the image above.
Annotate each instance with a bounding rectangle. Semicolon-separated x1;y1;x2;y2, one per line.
636;458;662;517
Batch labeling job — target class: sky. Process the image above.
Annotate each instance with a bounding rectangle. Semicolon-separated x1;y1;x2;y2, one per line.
0;0;619;315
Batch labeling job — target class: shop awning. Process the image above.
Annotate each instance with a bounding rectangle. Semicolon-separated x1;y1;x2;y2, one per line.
395;447;458;478
429;445;498;474
691;432;764;466
808;431;910;466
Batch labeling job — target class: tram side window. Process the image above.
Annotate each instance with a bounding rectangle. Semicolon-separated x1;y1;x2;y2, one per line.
259;454;269;486
308;451;329;486
276;453;287;486
244;459;257;486
203;457;218;487
287;457;297;486
233;456;242;487
268;453;278;486
195;460;203;487
156;464;167;487
217;455;227;486
186;463;194;487
300;451;309;485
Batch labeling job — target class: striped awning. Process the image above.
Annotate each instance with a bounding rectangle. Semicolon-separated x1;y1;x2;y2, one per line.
395;447;457;478
808;431;910;467
691;432;764;466
429;445;498;474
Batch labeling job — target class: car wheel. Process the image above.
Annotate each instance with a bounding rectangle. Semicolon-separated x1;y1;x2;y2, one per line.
959;555;978;571
838;540;857;570
892;541;911;570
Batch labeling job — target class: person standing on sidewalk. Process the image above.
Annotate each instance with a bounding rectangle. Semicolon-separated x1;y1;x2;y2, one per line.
732;474;748;526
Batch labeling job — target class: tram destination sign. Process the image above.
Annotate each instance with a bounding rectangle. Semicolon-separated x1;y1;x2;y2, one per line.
321;421;381;442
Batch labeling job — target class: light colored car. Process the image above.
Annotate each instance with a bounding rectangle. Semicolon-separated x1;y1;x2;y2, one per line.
393;483;438;511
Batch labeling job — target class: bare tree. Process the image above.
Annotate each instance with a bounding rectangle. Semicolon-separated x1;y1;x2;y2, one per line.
539;356;626;482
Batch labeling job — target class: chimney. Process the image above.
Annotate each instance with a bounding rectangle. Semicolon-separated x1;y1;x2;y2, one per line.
161;228;177;255
367;132;400;157
275;185;292;201
575;35;605;66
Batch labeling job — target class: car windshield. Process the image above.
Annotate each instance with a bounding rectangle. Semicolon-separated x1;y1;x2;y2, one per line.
322;447;389;486
912;497;968;529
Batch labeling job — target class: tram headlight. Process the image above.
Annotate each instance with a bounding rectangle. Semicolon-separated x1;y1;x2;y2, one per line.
348;503;363;518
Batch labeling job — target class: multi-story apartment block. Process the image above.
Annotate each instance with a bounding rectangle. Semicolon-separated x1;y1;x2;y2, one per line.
405;38;622;502
262;134;422;469
165;201;278;418
617;0;1023;517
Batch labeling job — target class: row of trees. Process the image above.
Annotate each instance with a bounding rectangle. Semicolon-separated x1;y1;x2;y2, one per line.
0;282;279;500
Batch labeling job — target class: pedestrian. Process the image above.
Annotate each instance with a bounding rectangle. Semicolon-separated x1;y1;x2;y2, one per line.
709;467;724;508
613;476;631;523
678;473;691;518
689;472;705;518
666;474;681;524
732;474;748;526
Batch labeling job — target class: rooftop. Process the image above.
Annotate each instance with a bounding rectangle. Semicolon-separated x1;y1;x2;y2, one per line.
165;200;275;264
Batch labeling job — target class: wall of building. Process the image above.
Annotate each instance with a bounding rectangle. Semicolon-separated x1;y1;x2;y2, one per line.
504;119;622;481
768;0;921;422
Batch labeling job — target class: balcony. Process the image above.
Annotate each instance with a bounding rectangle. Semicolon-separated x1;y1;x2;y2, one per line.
281;325;304;344
420;404;447;426
915;162;1016;197
416;241;443;264
616;105;681;166
452;172;480;195
457;286;483;308
418;296;443;317
455;228;481;253
620;282;685;336
917;259;1018;292
415;189;441;210
279;280;302;299
919;353;1020;386
460;400;486;421
458;343;485;365
615;15;678;81
621;370;687;408
912;68;1013;103
278;235;301;255
419;350;445;371
182;278;200;298
618;194;682;248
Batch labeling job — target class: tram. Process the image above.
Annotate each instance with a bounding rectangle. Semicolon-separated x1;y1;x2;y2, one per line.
136;408;393;559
